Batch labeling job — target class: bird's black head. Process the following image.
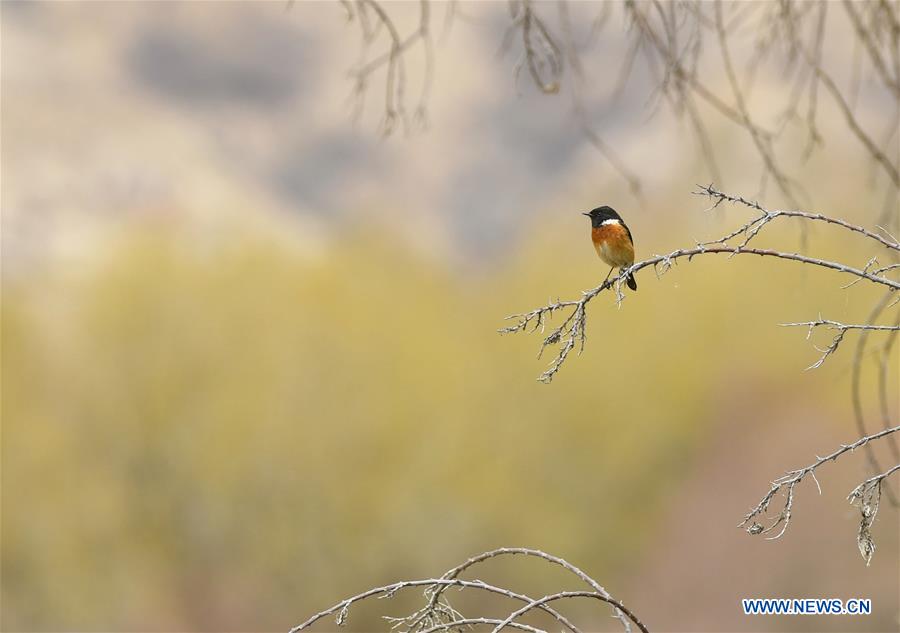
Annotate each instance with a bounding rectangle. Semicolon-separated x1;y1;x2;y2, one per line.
582;205;621;228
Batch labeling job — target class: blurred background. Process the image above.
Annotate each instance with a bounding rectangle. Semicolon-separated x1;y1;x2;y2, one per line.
2;2;898;632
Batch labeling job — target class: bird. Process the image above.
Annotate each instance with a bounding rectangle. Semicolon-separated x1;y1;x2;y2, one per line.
582;205;638;291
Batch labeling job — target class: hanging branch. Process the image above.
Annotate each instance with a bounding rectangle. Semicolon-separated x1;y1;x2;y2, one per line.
340;0;434;135
739;425;900;541
848;462;900;565
334;1;899;209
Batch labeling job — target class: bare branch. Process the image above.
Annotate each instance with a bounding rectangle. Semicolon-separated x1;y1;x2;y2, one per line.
842;0;900;97
521;0;562;94
420;619;543;633
489;591;646;633
740;425;900;543
805;54;900;189
714;0;799;207
848;462;900;565
291;548;648;633
780;318;900;370
336;2;899;201
851;291;900;507
342;0;434;135
696;182;900;253
800;1;827;160
625;1;761;133
501;187;900;383
877;313;900;463
290;578;558;632
558;1;643;196
413;547;635;633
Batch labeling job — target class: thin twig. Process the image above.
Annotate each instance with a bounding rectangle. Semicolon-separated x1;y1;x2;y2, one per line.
695;184;900;252
780;319;900;370
714;0;798;207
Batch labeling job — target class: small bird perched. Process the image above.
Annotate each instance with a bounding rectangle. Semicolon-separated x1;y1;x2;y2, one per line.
583;205;638;291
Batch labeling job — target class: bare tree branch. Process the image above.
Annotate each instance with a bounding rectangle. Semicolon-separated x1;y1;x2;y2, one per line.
291;548;648;633
780;318;900;370
696;184;900;252
714;0;799;207
421;619;543;633
489;591;644;633
877;313;900;463
558;1;643;196
851;290;900;507
848;462;900;565
805;55;900;189
497;186;898;563
740;424;900;542
520;0;562;95
842;0;900;97
335;1;899;204
411;547;635;633
501;187;899;383
290;579;574;633
340;0;434;135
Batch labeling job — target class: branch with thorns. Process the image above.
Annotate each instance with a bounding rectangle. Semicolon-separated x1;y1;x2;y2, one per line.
700;185;900;503
500;186;899;384
741;425;900;564
780;318;900;370
696;184;900;251
291;548;648;633
501;186;899;562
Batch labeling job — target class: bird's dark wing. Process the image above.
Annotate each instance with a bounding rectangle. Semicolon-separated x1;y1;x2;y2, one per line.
622;222;635;248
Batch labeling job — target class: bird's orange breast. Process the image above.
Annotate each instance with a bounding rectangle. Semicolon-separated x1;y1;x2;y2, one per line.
592;223;634;267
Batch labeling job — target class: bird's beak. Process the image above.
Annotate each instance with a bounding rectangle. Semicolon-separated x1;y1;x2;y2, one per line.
582;212;591;217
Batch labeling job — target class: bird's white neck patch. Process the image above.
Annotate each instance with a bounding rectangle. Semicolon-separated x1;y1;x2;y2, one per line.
600;218;621;226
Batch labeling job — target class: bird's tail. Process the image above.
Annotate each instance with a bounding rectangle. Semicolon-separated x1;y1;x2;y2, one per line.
625;271;637;291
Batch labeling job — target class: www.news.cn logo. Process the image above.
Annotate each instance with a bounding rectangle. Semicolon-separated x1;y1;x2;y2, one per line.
742;598;872;615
